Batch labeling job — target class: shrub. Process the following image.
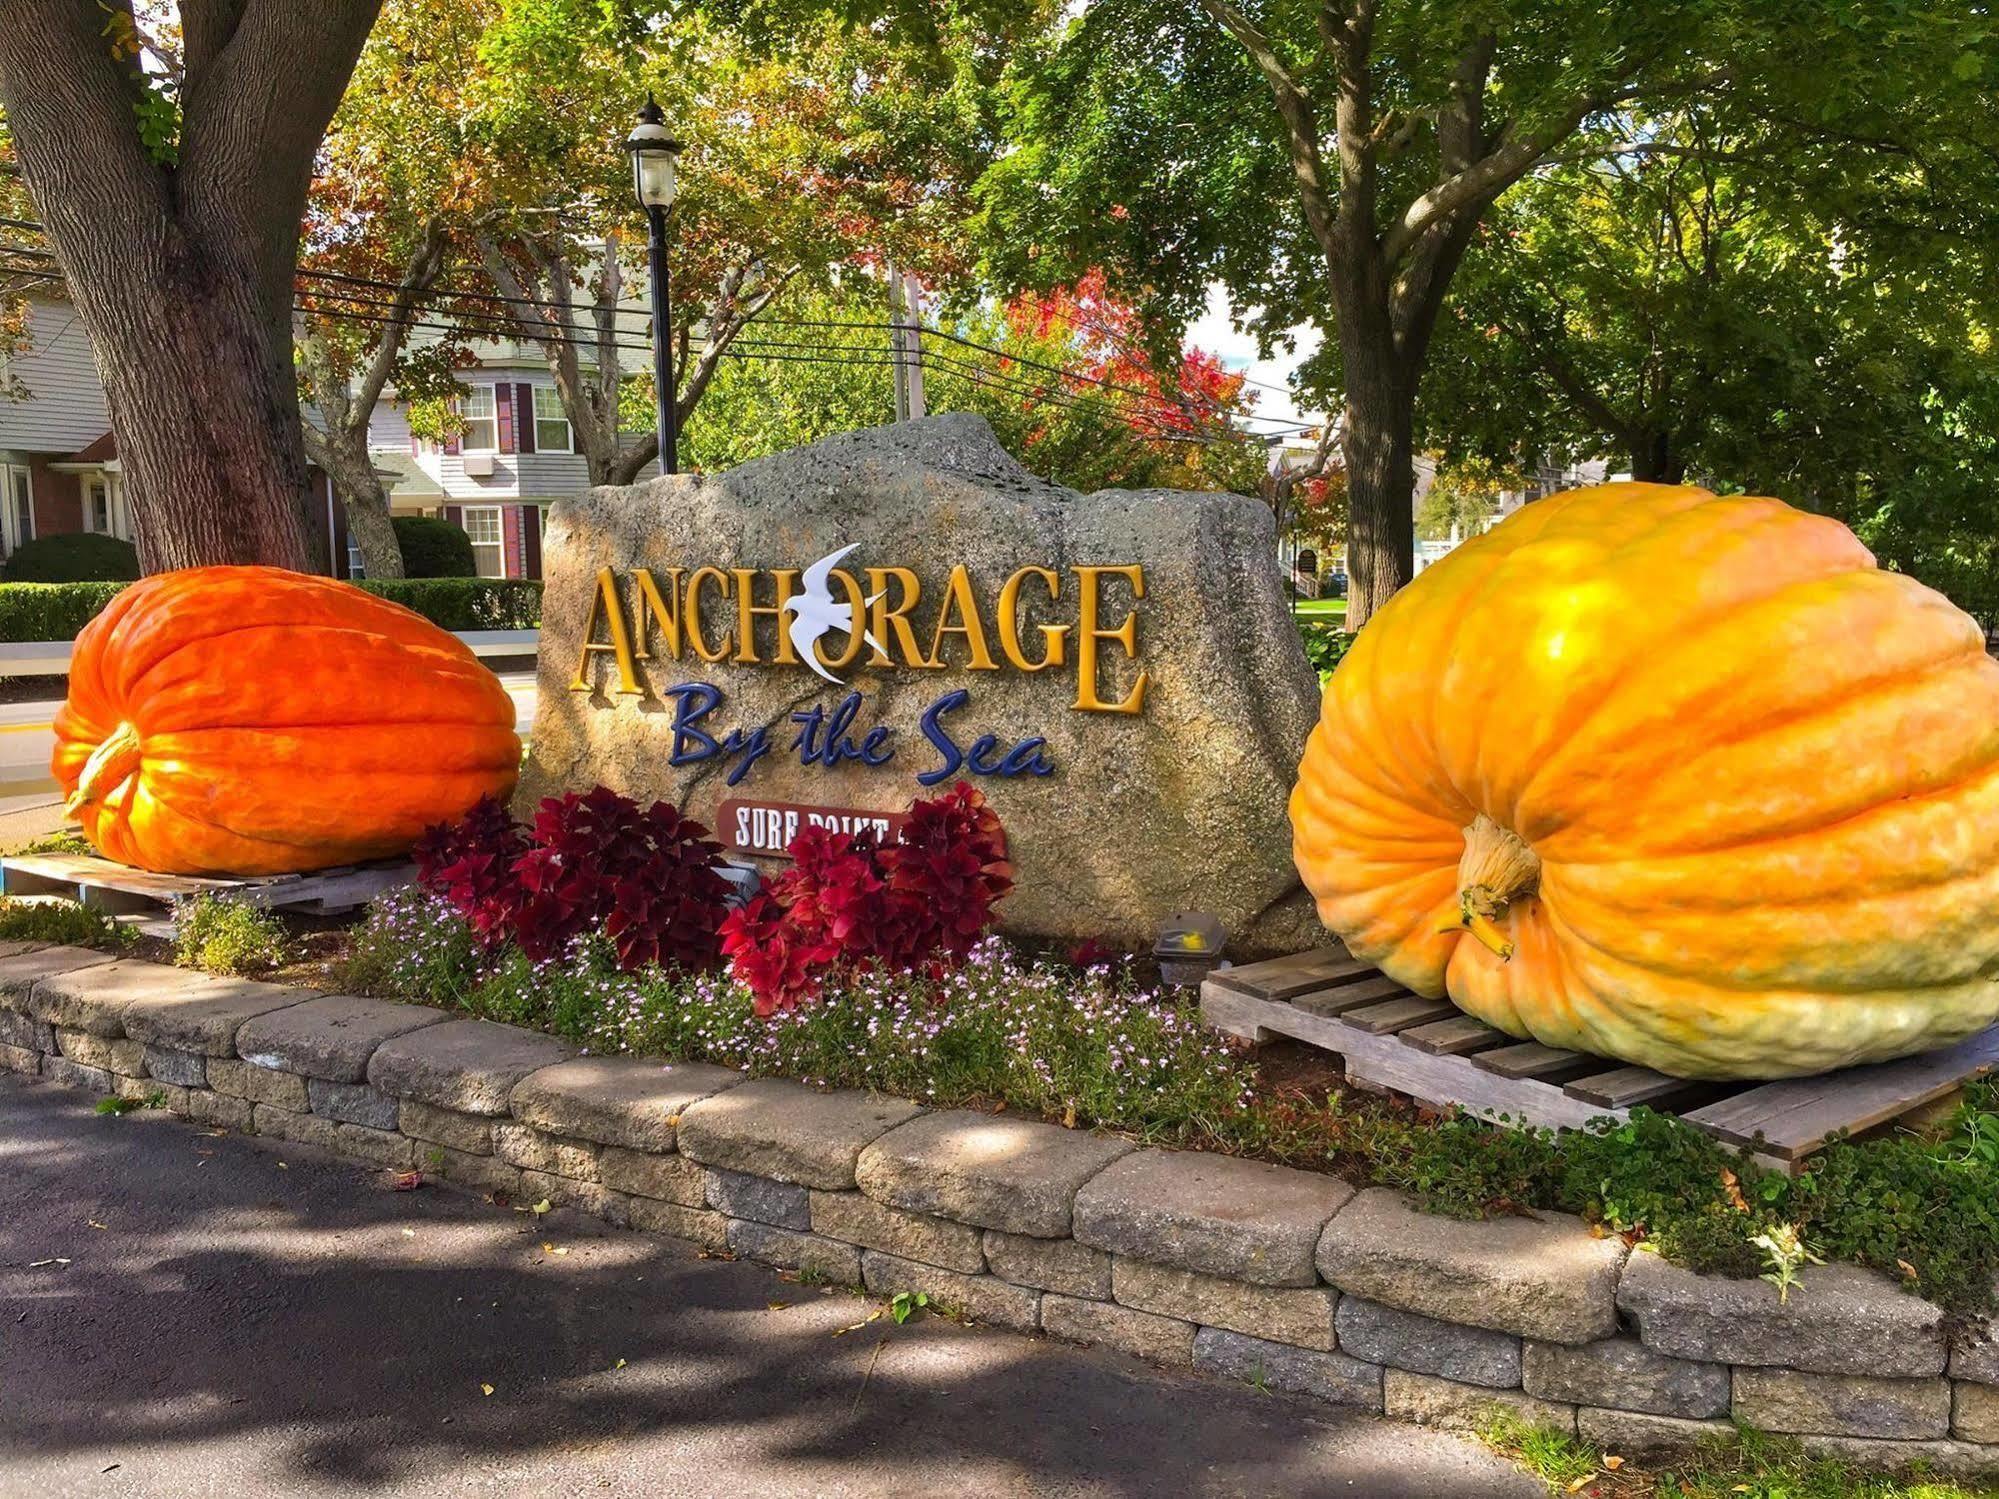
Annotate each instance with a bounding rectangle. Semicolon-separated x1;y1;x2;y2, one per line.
415;787;731;972
173;893;288;975
1297;619;1353;681
356;577;541;630
0;896;133;949
719;782;1013;1014
2;533;141;582
0;581;128;642
391;516;476;578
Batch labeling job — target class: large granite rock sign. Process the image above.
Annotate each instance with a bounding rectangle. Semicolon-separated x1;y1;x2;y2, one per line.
520;414;1324;955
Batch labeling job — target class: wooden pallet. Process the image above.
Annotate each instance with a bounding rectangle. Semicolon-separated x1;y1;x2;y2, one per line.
0;852;414;922
1203;947;1999;1171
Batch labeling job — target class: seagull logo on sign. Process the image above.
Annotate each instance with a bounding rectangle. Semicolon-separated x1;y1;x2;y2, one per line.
784;543;887;685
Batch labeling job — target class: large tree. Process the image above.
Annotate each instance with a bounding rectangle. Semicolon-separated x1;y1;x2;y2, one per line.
0;1;382;571
976;0;1983;627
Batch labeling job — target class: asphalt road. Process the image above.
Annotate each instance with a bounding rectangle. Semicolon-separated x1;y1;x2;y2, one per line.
0;671;538;850
0;1074;1540;1499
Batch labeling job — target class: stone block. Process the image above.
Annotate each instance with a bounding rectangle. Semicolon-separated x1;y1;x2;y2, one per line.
983;1230;1112;1299
54;1027;145;1075
1523;1336;1730;1420
251;1103;308;1138
114;1074;186;1112
235;993;447;1082
1040;1293;1191;1365
306;1077;401;1130
1952;1326;1999;1386
204;1057;310;1111
1618;1252;1946;1377
186;1088;254;1131
367;1018;574;1116
1733;1368;1950;1440
332;1123;417;1171
141;1045;206;1089
677;1078;923;1190
1335;1297;1520;1387
1114;1258;1336;1352
425;1146;521;1198
494;1122;601;1181
397;1100;494;1155
1073;1149;1351;1287
705;1167;810;1230
0;946;116;1012
0;1007;53;1051
860;1251;1041;1334
1193;1327;1384;1410
1799;1434;1999;1479
42;1055;111;1092
598;1145;707;1208
622;1195;730;1252
512;1057;744;1152
1317;1189;1624;1343
854;1109;1133;1237
1575;1407;1737;1461
726;1219;864;1285
809;1190;986;1274
88;962;309;1055
1957;1382;1999;1444
0;1042;38;1075
1383;1370;1577;1437
517;1169;618;1218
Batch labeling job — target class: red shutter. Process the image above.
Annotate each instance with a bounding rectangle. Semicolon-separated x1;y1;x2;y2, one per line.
502;505;524;579
516;383;538;455
496;383;516;454
444;504;464;527
410;432;419;457
523;505;544;580
444;432;461;456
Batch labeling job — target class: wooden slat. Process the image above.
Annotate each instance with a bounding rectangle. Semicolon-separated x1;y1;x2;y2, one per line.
1205;947;1365;1000
1683;1026;1999;1158
1402;1016;1509;1056
1471;1043;1601;1084
1563;1066;1732;1111
1292;975;1409;1017
1342;996;1456;1035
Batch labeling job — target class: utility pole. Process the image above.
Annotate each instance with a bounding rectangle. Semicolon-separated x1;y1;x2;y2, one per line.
888;266;926;422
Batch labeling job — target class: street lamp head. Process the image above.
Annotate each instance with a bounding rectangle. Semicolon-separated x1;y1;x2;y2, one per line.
625;97;683;211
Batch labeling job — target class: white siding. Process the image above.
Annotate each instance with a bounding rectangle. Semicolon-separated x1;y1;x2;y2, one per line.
0;299;111;452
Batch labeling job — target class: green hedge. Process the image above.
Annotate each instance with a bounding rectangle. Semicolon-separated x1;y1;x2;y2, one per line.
391;516;477;578
0;576;542;643
355;577;542;631
2;534;142;583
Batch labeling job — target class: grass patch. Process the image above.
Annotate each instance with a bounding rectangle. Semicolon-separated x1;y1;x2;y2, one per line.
8;830;92;857
1483;1415;1999;1498
1291;596;1347;618
173;894;289;975
0;896;134;949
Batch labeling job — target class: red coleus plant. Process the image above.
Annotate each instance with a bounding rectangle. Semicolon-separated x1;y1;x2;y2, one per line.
719;782;1014;1015
416;786;731;972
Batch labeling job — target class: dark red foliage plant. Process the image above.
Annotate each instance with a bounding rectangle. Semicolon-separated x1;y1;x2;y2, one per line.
416;786;731;972
719;781;1014;1016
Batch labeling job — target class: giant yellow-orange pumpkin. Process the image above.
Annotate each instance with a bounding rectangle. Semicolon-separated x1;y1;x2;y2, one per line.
54;566;521;876
1291;483;1999;1079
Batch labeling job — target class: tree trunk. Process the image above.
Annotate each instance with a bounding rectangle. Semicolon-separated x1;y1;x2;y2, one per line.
311;435;405;579
88;236;313;573
1341;376;1416;630
1629;431;1685;484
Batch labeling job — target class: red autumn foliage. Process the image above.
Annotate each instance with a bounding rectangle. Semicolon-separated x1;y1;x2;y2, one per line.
416;787;731;972
719;782;1014;1015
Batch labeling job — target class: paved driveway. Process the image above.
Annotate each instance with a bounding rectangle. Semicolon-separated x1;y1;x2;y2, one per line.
0;1074;1540;1498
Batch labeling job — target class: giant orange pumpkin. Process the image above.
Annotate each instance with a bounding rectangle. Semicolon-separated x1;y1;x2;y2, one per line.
1291;484;1999;1079
54;566;521;876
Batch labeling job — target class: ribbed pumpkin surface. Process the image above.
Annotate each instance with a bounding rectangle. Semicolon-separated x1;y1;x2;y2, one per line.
1291;483;1999;1079
54;567;521;876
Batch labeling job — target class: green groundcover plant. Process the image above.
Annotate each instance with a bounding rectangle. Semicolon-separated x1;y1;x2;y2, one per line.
346;880;1999;1316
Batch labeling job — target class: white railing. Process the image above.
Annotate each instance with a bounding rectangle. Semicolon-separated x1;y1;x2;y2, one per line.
0;628;539;678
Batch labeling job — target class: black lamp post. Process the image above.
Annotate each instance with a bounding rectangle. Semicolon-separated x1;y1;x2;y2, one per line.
625;98;684;475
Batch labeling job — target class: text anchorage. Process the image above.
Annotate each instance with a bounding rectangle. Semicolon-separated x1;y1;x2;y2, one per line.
665;681;1055;788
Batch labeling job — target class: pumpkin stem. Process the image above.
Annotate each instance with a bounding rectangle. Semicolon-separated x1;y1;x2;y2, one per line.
1454;814;1541;962
65;720;143;819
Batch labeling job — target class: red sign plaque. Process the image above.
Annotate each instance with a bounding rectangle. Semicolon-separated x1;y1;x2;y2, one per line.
717;797;908;859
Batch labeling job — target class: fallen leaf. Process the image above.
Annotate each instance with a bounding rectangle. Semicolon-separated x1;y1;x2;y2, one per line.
1897;1258;1918;1280
402;1228;416;1238
1566;1476;1594;1493
541;1243;569;1257
1061;1102;1077;1129
392;1171;424;1192
86;1220;106;1230
28;1258;70;1267
767;1299;791;1311
530;1198;552;1217
612;1358;626;1370
276;1162;288;1170
480;1383;494;1397
1719;1168;1750;1214
1603;1456;1624;1471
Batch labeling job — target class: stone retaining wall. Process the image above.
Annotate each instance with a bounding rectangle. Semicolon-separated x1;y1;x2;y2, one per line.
4;941;1996;1476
